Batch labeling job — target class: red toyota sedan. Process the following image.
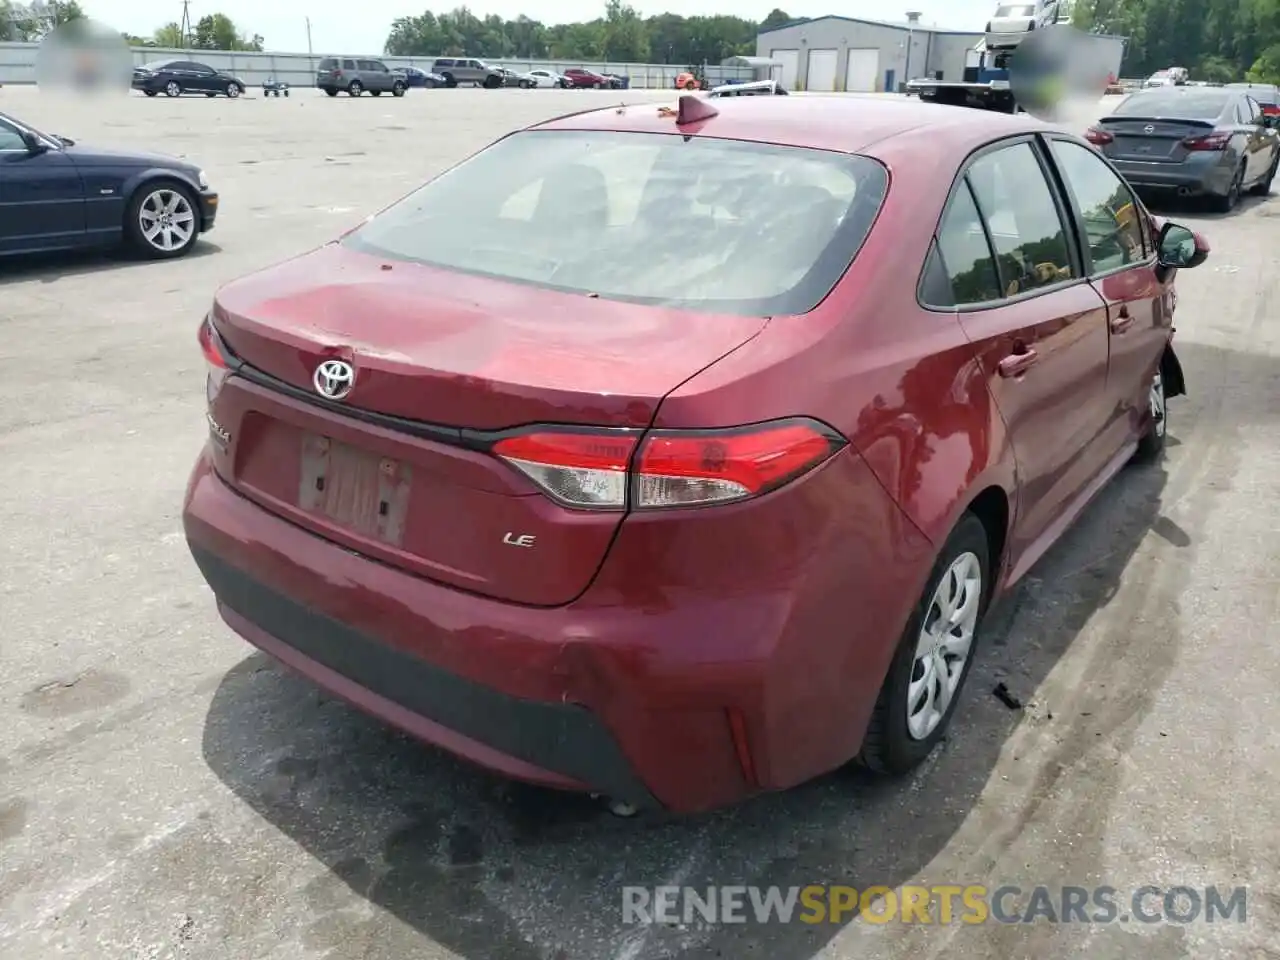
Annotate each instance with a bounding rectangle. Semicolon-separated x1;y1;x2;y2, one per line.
183;95;1208;814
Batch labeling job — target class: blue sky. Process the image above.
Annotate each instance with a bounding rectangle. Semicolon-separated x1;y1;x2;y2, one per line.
79;0;995;57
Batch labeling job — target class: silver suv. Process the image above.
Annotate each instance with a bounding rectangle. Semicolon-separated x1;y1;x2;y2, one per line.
431;57;504;88
316;57;407;97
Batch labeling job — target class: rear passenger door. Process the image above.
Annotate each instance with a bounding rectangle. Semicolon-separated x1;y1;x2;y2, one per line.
924;137;1113;579
1046;135;1168;455
186;62;220;92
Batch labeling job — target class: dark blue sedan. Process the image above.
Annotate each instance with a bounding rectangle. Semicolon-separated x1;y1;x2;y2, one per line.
0;110;217;259
396;67;446;88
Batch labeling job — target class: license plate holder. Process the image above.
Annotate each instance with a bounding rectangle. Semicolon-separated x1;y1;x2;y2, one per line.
299;433;411;545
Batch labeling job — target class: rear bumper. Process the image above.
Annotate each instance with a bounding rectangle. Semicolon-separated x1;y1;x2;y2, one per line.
183;444;931;813
1110;157;1233;195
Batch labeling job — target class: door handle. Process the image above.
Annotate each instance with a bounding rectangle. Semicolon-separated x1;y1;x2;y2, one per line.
997;348;1039;378
1110;306;1135;334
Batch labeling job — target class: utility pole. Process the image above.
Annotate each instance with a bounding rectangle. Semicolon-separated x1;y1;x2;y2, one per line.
179;0;192;48
305;16;312;58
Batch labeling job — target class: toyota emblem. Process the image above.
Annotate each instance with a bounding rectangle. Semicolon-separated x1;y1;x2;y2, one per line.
1143;124;1155;134
313;359;355;400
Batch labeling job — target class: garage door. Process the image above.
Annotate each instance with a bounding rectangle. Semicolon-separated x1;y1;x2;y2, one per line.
770;48;798;89
807;48;837;91
845;48;880;92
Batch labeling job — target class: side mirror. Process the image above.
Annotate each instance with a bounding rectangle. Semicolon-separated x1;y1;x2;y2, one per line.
20;130;46;154
1157;222;1209;269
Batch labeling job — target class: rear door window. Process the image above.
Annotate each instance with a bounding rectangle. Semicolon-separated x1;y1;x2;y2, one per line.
965;141;1075;296
342;59;357;70
921;182;1003;307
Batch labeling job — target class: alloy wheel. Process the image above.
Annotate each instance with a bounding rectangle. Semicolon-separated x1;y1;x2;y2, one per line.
138;188;195;253
907;551;982;741
165;80;180;97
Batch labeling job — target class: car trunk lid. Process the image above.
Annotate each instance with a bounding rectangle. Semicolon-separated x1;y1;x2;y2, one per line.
205;243;767;606
1097;116;1217;162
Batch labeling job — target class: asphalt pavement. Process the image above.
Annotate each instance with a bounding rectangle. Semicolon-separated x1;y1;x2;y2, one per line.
0;86;1277;959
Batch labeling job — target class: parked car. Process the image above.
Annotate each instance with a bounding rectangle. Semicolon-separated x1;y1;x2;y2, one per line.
1085;85;1280;211
497;68;536;89
315;57;407;97
675;71;701;90
526;68;568;88
262;76;289;97
984;0;1061;41
563;68;619;89
397;67;446;88
430;57;505;88
708;79;788;96
1226;82;1280;117
0;109;216;259
183;95;1206;815
1144;67;1189;88
132;59;246;98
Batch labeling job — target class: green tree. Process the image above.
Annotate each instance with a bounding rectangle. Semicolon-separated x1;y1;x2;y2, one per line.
191;13;262;51
381;4;779;64
152;21;183;47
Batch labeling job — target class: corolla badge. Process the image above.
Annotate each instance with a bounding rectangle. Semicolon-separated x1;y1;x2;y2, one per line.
314;359;355;400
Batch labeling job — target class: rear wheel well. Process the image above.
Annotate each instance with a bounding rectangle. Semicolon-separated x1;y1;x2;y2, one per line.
965;486;1010;606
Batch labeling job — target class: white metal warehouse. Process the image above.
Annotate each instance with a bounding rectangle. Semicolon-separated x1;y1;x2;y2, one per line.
755;14;983;92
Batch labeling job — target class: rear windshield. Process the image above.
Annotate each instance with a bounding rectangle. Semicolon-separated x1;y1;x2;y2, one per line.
995;6;1035;15
343;130;888;317
318;58;337;69
1113;90;1228;119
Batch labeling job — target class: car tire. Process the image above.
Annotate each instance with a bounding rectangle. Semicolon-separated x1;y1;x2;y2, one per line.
323;87;338;97
1133;368;1167;462
392;81;405;96
283;89;289;97
484;75;501;89
124;180;200;261
858;512;990;774
1251;152;1279;196
164;80;181;97
226;82;242;98
348;80;363;96
443;73;457;87
1212;162;1245;212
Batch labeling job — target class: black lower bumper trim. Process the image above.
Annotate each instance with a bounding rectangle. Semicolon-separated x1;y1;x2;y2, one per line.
189;545;659;809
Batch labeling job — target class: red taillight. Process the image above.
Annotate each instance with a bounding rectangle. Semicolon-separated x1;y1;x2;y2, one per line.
198;315;229;369
198;315;235;400
491;418;845;510
1085;127;1113;145
1182;131;1230;150
1263;105;1280;116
